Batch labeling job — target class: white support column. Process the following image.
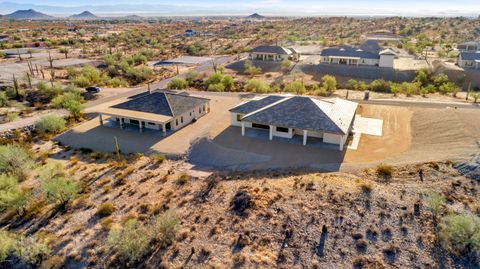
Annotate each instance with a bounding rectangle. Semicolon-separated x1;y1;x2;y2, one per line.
269;125;273;141
139;121;143;133
303;130;308;146
162;123;167;136
119;118;124;129
99;114;103;126
339;135;345;151
241;122;245;136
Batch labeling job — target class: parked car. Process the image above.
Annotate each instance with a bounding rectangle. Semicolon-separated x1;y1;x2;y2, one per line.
86;86;101;93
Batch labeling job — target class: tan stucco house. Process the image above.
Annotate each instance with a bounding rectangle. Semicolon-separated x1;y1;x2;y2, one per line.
249;45;300;62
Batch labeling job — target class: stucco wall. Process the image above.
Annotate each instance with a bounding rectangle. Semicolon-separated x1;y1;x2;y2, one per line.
379;55;395;68
171;103;209;131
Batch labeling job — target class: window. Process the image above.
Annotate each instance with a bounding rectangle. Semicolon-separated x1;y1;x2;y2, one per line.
181;116;183;123
176;119;178;126
203;105;206;112
148;122;156;125
199;108;201;113
276;127;289;133
236;114;242;122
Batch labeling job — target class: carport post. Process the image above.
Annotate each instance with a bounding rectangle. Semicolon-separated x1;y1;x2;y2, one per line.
303;130;308;146
139;121;143;133
119;118;124;129
269;125;273;140
162;124;167;136
241;122;245;136
339;135;345;151
99;114;103;126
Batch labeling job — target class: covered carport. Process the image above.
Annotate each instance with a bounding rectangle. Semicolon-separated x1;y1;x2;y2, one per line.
99;107;172;135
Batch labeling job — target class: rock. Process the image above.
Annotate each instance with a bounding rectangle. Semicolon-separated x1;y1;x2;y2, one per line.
454;155;480;180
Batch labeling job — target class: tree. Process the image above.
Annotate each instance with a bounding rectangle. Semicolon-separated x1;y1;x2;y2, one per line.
0;174;30;215
0;92;8;107
63;99;84;120
321;75;337;92
41;176;80;207
35;114;66;135
167;77;188;89
14;236;51;266
0;145;34;181
221;75;235;91
284;81;306;95
413;68;430;87
107;219;149;261
0;231;15;263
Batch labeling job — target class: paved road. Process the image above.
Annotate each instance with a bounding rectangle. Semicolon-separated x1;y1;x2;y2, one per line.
85;54;244;108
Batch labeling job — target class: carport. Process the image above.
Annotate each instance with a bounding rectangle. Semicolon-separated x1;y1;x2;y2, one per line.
99;107;172;135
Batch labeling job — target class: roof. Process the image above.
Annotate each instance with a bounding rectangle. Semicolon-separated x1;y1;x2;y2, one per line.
229;95;286;114
459;41;480;47
321;46;380;59
460;52;480;61
251;46;293;55
236;96;358;135
359;39;382;53
379;49;397;56
110;91;209;119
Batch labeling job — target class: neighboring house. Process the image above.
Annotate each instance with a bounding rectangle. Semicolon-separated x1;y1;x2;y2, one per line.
457;41;480;53
249;45;300;62
183;29;199;37
229;95;358;150
320;40;396;68
458;52;480;69
99;91;210;134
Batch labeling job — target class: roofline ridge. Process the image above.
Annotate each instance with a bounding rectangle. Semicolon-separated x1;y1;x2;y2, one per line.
311;97;346;134
163;92;175;117
241;95;292;119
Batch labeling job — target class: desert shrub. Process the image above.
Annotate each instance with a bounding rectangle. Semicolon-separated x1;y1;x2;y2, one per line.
41;176;80;206
207;83;225;92
424;190;446;218
107;219;150;261
204;72;223;88
281;60;292;72
284;81;306;94
221;75;235;91
438;82;457;94
347;79;359;90
244;60;261;76
36;82;63;103
413;68;430;87
321;75;337;92
14;236;51;266
0;230;15;262
0;174;30;214
375;163;393;179
433;73;449;87
369;79;391;92
97;202;116;217
151;154;166;163
185;70;200;83
439;214;480;254
0;144;34;180
63;99;84;120
167;77;188;89
151;210;179;247
35;114;66;134
244;79;270;93
0;92;8;107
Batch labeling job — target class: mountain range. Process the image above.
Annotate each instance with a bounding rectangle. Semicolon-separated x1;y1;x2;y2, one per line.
69;11;98;20
5;9;53;20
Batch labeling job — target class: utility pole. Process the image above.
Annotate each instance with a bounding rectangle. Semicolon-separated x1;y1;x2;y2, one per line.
466;82;471;101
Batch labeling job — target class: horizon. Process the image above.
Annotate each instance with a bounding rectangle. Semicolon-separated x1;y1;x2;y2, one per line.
1;0;480;17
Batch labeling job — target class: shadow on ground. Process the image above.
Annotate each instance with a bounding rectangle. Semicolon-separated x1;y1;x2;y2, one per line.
188;126;347;172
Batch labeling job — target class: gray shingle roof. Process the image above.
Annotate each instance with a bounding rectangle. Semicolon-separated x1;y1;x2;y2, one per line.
251;46;292;55
359;40;382;53
321;46;380;59
460;52;480;61
239;96;358;135
112;91;209;117
229;95;286;114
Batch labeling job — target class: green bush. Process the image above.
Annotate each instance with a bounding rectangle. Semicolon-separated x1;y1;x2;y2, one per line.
0;92;9;107
424;190;446;218
207;83;225;92
204;72;223;88
281;60;292;72
35;114;66;134
0;230;15;262
0;174;30;214
151;154;166;163
0;144;34;181
107;219;149;261
221;75;235;91
284;81;306;95
321;75;337;92
41;176;80;206
244;79;270;93
151;210;179;247
97;202;116;217
347;79;359;90
369;79;391;93
14;236;50;266
438;82;457;94
244;60;261;76
167;77;188;89
439;214;480;254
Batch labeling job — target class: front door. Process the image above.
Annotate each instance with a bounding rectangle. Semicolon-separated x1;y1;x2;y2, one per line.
165;122;171;130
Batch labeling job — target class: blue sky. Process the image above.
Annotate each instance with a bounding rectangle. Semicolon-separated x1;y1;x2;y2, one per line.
2;0;480;16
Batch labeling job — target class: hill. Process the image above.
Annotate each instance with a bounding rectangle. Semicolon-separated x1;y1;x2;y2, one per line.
247;13;266;20
69;10;98;20
5;9;53;20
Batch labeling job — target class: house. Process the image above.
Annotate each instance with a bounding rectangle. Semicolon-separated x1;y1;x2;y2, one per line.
183;29;199;37
458;52;480;69
250;46;300;62
320;40;396;68
457;41;480;53
229;95;358;150
99;91;210;134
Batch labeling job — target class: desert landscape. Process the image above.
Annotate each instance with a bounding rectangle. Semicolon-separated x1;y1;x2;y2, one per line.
0;2;480;269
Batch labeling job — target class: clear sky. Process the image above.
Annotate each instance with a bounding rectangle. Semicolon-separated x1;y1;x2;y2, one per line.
2;0;480;16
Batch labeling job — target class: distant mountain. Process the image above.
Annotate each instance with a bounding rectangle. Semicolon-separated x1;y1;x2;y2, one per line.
69;11;98;20
247;13;266;20
5;9;53;20
122;15;144;21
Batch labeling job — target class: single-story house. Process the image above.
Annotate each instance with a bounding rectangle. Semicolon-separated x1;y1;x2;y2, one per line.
229;95;358;150
183;29;200;37
457;41;480;53
250;45;300;62
458;52;480;69
99;91;210;134
320;40;396;68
